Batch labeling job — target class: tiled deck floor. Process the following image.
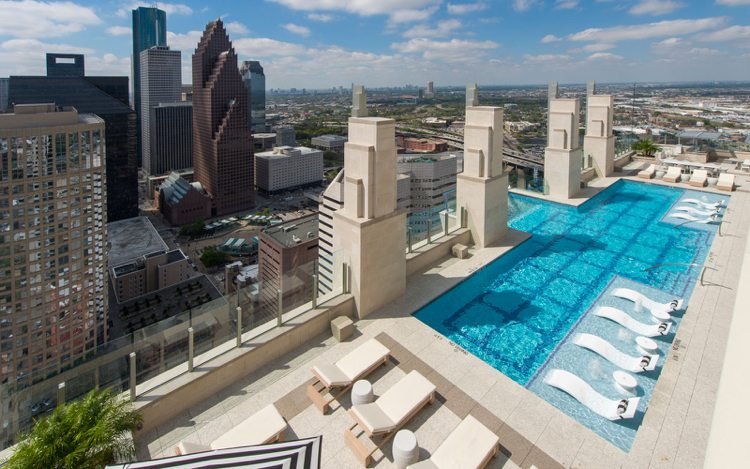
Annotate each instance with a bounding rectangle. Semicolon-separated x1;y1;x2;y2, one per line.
136;174;750;468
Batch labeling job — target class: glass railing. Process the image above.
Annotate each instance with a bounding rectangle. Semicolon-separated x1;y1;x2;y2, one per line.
0;251;345;450
405;189;462;253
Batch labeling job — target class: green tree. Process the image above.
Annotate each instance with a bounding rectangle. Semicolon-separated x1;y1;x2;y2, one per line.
179;220;205;238
200;246;230;268
7;389;141;469
632;139;659;157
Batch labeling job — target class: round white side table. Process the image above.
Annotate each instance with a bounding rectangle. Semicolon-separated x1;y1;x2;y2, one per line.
351;379;373;406
393;429;419;468
613;370;638;395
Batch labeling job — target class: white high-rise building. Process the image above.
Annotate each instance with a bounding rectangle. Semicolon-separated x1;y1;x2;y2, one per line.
140;45;181;175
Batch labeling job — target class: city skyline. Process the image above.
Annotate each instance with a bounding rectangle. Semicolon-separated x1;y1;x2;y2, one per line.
0;1;748;89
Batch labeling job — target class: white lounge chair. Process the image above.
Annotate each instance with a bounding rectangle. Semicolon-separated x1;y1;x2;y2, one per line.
307;338;390;413
682;198;725;209
573;333;658;373
689;169;708;187
595;306;672;337
663;166;682;183
175;404;287;455
674;206;721;218
717;173;735;192
669;212;720;225
638;164;656;179
345;370;436;466
612;287;683;319
407;415;500;469
544;369;640;420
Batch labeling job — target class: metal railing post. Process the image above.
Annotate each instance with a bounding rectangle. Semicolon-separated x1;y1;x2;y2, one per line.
312;274;319;308
187;327;194;372
236;306;242;348
277;289;283;326
427;219;432;244
461;206;467;228
443;211;449;236
342;262;349;294
128;352;136;401
407;227;413;253
57;381;66;407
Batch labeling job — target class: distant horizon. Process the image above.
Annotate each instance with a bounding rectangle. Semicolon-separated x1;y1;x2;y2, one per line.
1;1;749;89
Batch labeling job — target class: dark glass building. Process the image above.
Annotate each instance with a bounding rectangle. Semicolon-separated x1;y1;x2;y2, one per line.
193;19;254;216
150;102;192;175
240;60;266;132
9;56;138;222
46;53;85;77
132;6;167;164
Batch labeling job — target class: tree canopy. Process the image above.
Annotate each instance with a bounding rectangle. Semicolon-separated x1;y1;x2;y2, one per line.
632;139;659;157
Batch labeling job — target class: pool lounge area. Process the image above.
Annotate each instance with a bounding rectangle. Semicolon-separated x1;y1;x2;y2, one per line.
133;173;750;468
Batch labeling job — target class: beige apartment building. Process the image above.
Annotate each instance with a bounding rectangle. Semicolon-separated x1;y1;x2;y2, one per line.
254;146;323;193
111;249;191;303
0;104;108;385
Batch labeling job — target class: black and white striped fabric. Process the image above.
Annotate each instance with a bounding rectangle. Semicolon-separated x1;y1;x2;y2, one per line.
106;436;322;469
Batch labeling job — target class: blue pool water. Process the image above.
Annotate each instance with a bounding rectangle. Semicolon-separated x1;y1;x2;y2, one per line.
414;179;724;450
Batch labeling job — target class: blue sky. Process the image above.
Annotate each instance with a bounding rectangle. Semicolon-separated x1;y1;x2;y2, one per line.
0;0;748;89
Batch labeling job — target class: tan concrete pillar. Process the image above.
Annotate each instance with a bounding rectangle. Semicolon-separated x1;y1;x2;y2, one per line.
544;98;583;199
333;117;407;319
457;106;508;248
584;93;615;178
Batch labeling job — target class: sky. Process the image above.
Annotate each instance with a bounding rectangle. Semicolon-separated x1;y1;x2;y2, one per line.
0;0;748;89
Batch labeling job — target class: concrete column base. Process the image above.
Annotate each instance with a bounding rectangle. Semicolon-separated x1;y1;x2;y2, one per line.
333;209;407;319
544;147;583;199
584;135;615;178
457;173;508;249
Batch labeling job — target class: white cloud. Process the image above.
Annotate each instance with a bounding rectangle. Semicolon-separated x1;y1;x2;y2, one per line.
587;52;623;61
392;37;499;61
446;2;487;14
166;30;203;51
0;1;100;38
523;54;571;64
116;2;193;18
555;0;579;9
697;25;750;42
307;13;333;22
106;26;131;36
233;37;307;58
629;0;684;16
226;22;249;36
403;19;461;38
569;17;726;42
513;0;541;12
570;42;616;52
283;23;311;37
540;34;562;43
0;39;131;78
269;0;441;23
715;0;750;5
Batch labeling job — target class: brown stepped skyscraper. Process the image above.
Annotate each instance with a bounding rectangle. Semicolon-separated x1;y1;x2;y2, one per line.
192;19;254;216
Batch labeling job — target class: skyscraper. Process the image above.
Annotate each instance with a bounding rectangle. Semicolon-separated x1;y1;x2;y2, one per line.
150;102;192;175
46;53;85;77
9;54;138;222
192;19;254;216
240;61;266;132
140;45;181;175
132;6;167;163
0;104;108;386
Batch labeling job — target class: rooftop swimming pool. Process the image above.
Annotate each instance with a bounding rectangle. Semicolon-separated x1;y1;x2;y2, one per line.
415;179;725;451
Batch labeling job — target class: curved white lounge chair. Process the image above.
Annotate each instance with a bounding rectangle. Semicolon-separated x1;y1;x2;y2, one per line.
611;287;683;317
544;369;641;420
668;212;720;225
674;206;721;218
573;333;658;372
682;198;726;209
594;306;672;337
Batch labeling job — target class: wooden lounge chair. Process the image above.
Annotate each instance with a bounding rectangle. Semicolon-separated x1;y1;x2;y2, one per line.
662;166;682;183
175;404;287;455
345;370;436;466
689;169;708;187
408;415;501;469
637;164;656;179
717;173;735;192
307;338;390;413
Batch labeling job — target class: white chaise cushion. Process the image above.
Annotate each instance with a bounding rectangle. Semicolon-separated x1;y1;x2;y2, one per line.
430;415;499;468
211;404;287;449
336;339;389;381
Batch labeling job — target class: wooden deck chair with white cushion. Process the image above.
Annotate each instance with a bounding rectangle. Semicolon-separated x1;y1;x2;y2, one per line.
689;169;708;187
307;338;390;413
408;415;501;469
717;173;735;192
345;370;436;466
662;166;682;183
637;164;656;179
175;404;287;455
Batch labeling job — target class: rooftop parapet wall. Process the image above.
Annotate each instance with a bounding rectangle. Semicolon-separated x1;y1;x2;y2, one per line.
547;98;581;151
464;106;504;179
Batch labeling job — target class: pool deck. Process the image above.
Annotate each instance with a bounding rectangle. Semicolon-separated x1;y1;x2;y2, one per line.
135;176;750;468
